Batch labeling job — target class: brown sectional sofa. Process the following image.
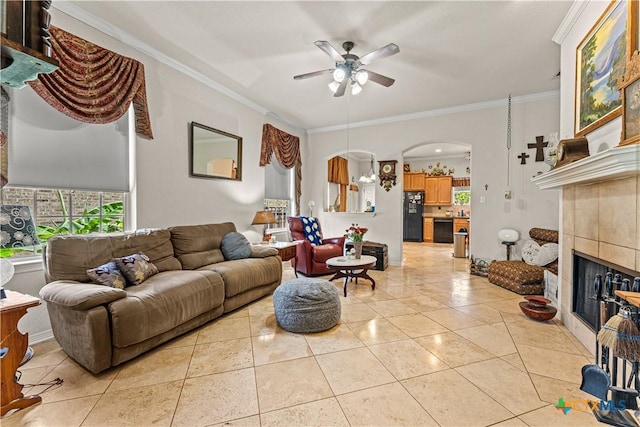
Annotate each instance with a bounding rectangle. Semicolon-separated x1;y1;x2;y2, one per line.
40;222;282;373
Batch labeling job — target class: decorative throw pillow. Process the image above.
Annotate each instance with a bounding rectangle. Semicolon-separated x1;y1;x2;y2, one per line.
86;261;126;289
300;216;323;245
221;232;253;260
521;240;559;266
113;253;159;286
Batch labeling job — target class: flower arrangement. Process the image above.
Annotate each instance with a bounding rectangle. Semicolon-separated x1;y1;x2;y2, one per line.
346;223;368;242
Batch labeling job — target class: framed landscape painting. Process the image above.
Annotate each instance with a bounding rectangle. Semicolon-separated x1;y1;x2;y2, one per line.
575;0;628;137
619;51;640;145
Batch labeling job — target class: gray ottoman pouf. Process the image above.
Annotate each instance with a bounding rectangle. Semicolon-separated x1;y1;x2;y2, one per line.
273;278;341;333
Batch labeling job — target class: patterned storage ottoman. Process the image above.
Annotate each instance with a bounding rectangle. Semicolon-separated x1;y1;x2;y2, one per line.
487;227;559;295
273;278;341;333
488;261;546;295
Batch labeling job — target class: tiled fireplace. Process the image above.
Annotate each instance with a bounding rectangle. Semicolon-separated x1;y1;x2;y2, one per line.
532;145;640;352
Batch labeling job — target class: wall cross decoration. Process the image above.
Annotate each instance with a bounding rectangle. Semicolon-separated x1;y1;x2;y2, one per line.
518;152;530;164
527;136;548;162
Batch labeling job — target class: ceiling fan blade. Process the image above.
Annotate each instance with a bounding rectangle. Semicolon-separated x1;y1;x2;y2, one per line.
358;43;399;65
366;70;395;87
315;40;345;63
293;69;333;80
333;78;349;97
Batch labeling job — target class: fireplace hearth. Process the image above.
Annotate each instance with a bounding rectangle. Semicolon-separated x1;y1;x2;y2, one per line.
572;251;640;331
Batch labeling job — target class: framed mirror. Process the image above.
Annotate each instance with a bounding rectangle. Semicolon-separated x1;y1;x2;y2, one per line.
189;122;242;180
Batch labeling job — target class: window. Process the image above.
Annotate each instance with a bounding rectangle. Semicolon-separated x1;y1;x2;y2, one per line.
0;187;126;258
264;198;290;231
454;190;471;205
264;153;294;231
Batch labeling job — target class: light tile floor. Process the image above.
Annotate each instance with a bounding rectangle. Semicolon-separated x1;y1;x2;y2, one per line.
3;243;605;426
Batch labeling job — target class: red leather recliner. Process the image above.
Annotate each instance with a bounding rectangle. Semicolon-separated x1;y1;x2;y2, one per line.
288;216;345;276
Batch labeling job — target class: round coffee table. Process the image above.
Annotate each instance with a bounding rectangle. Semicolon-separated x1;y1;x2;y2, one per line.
326;255;377;297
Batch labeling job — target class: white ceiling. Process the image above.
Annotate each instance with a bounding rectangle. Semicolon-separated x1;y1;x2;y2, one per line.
63;1;571;134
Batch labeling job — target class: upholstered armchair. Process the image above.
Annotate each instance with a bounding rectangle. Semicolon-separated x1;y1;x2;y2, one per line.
288;216;345;276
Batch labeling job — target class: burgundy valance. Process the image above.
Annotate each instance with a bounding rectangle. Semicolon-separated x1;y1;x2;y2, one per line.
260;123;301;215
260;123;300;168
28;26;153;139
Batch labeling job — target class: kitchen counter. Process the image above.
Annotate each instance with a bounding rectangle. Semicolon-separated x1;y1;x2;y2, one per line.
423;214;470;219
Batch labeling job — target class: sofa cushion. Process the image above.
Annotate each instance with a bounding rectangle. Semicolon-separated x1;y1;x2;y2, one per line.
45;234;116;283
529;228;559;245
203;256;282;298
44;230;181;283
108;270;225;348
114;253;159;286
169;223;237;269
111;229;181;272
221;232;252;260
87;261;127;289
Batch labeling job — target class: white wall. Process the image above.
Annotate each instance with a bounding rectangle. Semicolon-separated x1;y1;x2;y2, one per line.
306;95;561;265
5;8;307;341
405;155;471;178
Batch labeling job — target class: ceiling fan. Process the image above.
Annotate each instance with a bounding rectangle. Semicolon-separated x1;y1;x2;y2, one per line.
294;40;399;97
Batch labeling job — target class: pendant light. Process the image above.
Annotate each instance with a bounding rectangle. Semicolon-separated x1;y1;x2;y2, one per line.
359;154;376;183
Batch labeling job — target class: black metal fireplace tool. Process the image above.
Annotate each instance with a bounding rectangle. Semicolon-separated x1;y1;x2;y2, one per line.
584;273;640;426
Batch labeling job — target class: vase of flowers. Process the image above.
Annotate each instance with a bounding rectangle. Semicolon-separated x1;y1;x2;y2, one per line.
346;224;368;259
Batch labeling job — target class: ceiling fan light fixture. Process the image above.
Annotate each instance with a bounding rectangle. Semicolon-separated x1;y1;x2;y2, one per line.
355;69;368;85
332;68;346;83
351;82;362;95
328;81;340;93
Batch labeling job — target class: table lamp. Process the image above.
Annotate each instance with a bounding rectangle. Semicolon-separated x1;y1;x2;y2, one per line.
251;210;276;241
1;205;39;299
498;228;519;260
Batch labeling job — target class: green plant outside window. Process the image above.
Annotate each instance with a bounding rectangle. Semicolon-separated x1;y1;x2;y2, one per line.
454;190;471;205
1;189;124;258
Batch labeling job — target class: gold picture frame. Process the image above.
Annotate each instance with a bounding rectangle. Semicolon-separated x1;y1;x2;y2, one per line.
618;50;640;146
575;0;628;137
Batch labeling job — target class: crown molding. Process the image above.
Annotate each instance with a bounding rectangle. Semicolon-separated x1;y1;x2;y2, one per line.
52;1;305;134
308;91;560;134
53;1;559;137
552;1;589;45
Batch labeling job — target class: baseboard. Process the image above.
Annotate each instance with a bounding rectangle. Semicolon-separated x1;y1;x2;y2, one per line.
30;329;54;344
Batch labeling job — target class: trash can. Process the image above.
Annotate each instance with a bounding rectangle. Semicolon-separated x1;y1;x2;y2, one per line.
453;232;467;258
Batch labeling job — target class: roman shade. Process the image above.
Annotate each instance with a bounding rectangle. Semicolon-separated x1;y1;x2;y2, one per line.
265;153;291;200
8;86;130;191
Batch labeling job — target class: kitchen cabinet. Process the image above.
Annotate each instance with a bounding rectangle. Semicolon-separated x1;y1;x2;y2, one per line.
403;173;425;191
423;217;434;242
424;176;452;205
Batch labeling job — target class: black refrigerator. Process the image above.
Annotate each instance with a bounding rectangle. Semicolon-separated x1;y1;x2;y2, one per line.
403;191;424;242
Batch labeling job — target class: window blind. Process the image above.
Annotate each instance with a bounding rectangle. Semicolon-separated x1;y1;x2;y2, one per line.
8;86;130;192
265;154;291;200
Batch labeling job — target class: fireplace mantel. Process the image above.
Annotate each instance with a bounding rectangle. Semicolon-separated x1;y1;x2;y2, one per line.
531;145;640;189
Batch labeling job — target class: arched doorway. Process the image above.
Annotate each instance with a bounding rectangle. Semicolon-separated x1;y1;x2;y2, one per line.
402;142;471;245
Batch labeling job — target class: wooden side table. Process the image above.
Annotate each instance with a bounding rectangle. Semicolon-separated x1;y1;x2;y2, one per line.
1;290;42;416
267;242;299;278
